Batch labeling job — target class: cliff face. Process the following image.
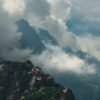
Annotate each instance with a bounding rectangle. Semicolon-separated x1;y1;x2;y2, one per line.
0;60;75;100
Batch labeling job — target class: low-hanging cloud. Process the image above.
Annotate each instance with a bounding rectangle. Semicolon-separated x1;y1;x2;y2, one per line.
30;44;96;75
77;34;100;61
0;0;32;61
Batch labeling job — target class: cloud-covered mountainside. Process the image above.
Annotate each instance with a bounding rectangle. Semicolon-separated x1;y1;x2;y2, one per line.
0;0;100;100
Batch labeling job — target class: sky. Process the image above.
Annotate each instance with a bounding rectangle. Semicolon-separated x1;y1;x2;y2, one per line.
0;0;100;100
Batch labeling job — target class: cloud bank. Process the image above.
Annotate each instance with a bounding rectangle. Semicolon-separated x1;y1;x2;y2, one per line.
30;44;96;75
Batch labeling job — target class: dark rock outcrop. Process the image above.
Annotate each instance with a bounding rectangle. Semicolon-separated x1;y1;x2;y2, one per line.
0;60;75;100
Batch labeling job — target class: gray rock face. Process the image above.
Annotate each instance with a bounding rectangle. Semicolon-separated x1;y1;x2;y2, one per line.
0;60;75;100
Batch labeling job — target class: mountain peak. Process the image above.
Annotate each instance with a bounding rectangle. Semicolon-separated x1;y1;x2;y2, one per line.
0;60;75;100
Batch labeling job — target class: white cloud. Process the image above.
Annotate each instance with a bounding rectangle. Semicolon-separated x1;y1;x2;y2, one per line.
47;0;71;21
2;0;25;15
77;34;100;61
41;16;79;50
16;0;77;51
30;44;96;74
24;0;70;26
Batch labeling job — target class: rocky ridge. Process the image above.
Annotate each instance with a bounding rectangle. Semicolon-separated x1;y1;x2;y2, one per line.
0;60;75;100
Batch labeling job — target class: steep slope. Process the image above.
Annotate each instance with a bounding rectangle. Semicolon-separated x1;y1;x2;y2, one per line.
0;60;75;100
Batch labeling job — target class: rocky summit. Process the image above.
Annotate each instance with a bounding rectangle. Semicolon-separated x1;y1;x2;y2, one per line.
0;60;75;100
